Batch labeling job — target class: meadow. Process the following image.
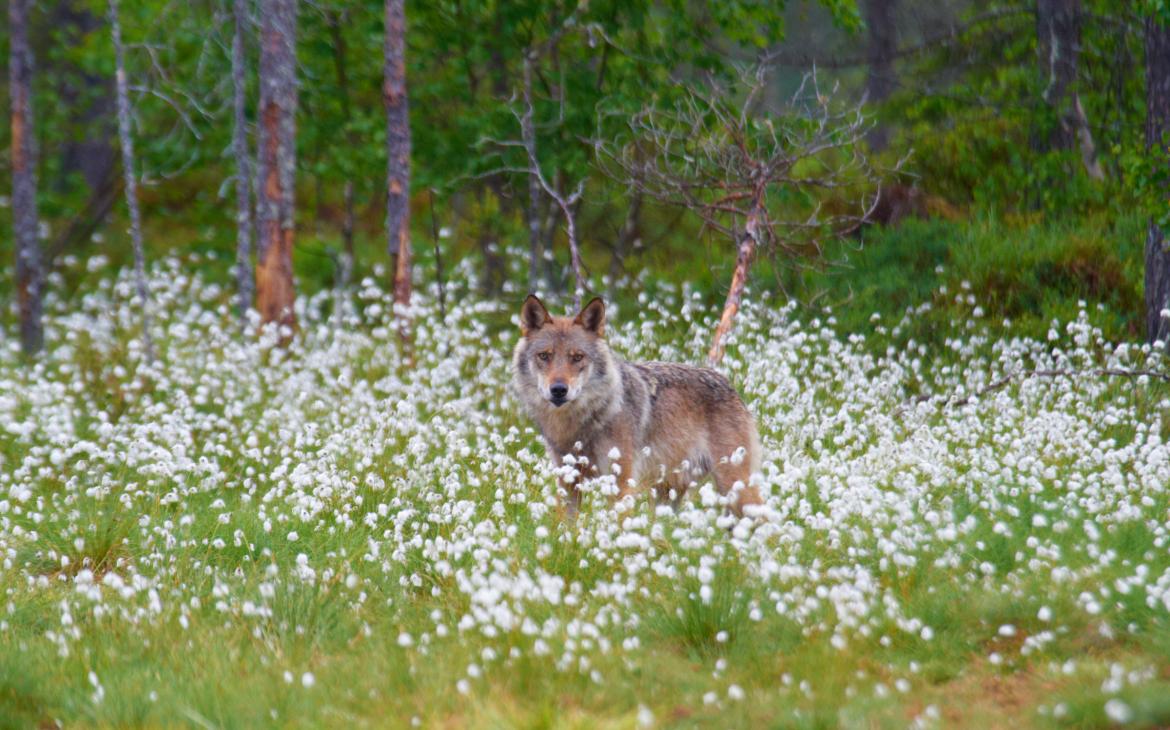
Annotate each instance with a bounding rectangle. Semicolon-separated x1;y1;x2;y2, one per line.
0;246;1168;729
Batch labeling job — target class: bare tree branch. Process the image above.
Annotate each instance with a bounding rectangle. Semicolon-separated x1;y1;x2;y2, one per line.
596;65;891;365
520;54;585;308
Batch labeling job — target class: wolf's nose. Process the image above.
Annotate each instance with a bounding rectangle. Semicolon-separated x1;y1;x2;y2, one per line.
550;382;568;399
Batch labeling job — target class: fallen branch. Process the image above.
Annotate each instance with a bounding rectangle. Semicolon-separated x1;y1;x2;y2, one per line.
901;366;1170;411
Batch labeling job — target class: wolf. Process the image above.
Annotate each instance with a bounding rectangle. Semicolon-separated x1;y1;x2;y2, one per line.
510;295;763;519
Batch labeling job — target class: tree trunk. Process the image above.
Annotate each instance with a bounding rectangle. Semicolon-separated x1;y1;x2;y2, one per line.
1036;0;1103;179
520;57;583;308
526;158;544;293
708;194;764;367
428;190;446;319
861;0;897;150
1145;16;1170;345
255;0;298;336
384;0;412;321
521;54;548;294
109;0;154;361
563;196;584;311
231;0;254;323
9;0;44;356
541;180;562;286
520;57;545;296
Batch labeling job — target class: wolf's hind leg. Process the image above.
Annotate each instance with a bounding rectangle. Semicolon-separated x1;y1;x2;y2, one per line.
711;428;763;517
652;480;687;510
712;460;761;517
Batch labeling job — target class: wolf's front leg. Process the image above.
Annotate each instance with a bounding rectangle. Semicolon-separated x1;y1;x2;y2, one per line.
547;443;585;521
595;438;636;508
559;476;581;521
612;453;636;504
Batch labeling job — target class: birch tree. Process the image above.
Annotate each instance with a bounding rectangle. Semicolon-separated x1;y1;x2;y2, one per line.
109;0;155;360
255;0;298;335
384;0;411;320
9;0;44;356
519;55;584;309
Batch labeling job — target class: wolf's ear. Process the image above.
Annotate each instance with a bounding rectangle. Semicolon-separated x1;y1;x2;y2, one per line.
520;294;553;335
574;297;606;336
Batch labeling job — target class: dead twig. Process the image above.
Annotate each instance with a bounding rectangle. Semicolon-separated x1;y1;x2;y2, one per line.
901;367;1170;412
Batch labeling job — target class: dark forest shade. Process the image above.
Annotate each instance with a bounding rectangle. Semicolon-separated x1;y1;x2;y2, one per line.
1036;0;1102;179
52;2;117;202
1146;15;1170;345
9;0;44;355
384;0;411;314
255;0;299;334
326;9;358;290
861;0;897;150
232;0;254;323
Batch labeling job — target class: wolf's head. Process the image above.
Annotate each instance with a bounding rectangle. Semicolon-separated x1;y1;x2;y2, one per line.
513;295;609;408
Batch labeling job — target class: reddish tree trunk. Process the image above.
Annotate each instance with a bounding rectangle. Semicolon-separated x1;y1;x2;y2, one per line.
1146;16;1170;345
384;0;412;320
255;0;298;336
708;193;764;367
9;0;44;355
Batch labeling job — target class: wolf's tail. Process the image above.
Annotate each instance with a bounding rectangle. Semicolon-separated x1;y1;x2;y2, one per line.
748;419;763;476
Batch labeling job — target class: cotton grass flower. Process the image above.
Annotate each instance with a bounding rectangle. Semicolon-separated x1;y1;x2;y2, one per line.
1;255;1168;721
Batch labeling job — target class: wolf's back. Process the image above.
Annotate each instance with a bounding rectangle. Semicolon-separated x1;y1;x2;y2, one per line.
632;361;746;405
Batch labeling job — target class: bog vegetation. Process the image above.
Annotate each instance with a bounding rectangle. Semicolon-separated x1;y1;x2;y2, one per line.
1;258;1170;727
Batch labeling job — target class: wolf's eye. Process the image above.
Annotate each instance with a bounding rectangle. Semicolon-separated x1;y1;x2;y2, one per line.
536;351;551;362
571;353;585;363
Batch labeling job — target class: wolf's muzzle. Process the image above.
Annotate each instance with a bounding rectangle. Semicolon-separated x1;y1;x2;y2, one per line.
549;382;569;406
